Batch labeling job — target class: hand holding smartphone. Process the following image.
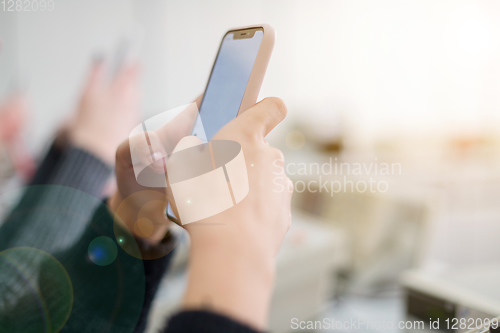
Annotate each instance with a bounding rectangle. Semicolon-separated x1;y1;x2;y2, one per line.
167;24;275;223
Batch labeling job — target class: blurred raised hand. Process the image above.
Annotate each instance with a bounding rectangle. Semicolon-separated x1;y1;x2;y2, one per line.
0;93;27;144
68;60;141;165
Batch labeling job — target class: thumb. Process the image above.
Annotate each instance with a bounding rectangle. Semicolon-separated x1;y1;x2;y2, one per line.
237;97;287;138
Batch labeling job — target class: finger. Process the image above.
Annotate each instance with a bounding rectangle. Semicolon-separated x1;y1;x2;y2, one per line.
287;177;294;195
156;94;202;142
155;102;199;153
113;62;140;91
146;131;169;173
115;139;133;180
237;97;287;138
129;131;167;174
164;135;206;226
84;59;106;92
166;185;181;225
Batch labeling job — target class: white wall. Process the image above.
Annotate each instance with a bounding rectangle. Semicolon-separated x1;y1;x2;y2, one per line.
0;11;19;98
2;0;500;152
1;1;136;151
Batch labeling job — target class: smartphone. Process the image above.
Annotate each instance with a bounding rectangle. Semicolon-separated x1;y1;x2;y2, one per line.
167;24;275;224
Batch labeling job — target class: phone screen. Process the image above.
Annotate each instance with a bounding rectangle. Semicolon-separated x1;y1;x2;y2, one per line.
168;28;264;222
191;28;264;140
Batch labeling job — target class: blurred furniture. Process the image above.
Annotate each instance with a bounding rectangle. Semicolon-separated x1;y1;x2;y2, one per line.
145;210;349;333
269;210;349;332
284;147;434;293
293;183;431;293
402;265;500;333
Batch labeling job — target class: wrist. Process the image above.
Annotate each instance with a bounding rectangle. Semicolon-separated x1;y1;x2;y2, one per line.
107;191;134;232
184;230;275;330
107;191;124;215
69;129;115;165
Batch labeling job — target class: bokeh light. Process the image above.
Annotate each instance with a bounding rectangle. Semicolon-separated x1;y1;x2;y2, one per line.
87;236;118;266
286;130;306;150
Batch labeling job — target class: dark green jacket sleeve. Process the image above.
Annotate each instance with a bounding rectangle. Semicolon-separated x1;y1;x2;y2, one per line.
0;202;175;333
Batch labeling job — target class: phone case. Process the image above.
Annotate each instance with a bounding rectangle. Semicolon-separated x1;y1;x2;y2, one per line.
229;24;276;115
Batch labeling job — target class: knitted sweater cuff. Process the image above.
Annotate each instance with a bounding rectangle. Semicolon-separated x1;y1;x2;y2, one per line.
164;310;262;333
47;146;112;197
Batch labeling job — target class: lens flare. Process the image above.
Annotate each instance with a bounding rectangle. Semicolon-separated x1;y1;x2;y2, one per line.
87;236;118;266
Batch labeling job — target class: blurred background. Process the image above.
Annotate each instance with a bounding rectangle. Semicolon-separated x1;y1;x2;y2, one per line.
2;0;500;332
